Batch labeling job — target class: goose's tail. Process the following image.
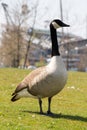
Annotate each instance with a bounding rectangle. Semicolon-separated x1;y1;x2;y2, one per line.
11;82;28;102
11;93;20;102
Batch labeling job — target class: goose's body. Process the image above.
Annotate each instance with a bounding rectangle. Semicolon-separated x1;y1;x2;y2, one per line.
11;19;69;114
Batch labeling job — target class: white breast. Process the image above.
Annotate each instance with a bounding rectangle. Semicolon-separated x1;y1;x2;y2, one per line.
47;56;67;75
46;56;68;95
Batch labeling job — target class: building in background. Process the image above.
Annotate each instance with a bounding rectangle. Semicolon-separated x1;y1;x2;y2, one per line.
27;28;87;71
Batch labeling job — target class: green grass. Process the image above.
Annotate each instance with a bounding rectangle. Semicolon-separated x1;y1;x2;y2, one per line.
0;68;87;130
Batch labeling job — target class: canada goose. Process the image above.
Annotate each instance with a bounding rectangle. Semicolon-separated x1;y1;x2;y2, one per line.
11;19;70;114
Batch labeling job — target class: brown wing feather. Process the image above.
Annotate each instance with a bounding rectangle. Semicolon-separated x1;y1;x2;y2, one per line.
12;66;47;96
22;66;46;83
22;66;48;96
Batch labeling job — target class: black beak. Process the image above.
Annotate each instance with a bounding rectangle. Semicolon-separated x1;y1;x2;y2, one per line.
62;22;70;27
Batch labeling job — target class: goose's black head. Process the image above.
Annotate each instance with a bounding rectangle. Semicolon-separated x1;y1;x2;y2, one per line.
51;19;70;29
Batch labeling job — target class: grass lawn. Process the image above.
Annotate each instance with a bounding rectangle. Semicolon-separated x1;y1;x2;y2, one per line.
0;68;87;130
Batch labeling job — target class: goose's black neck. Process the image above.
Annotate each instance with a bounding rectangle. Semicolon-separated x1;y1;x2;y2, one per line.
50;24;60;57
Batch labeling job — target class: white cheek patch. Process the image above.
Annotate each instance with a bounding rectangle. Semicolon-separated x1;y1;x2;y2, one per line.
52;22;60;29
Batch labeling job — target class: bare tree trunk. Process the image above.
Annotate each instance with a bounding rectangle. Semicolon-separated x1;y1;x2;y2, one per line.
23;2;38;68
16;27;20;67
23;38;31;67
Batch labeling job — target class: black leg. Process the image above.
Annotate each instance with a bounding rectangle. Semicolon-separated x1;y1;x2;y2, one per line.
38;98;43;114
47;97;52;114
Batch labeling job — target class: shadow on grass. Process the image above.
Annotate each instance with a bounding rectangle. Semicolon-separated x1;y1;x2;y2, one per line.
22;110;87;122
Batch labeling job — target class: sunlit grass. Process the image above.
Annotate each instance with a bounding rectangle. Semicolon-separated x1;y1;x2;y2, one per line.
0;68;87;130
